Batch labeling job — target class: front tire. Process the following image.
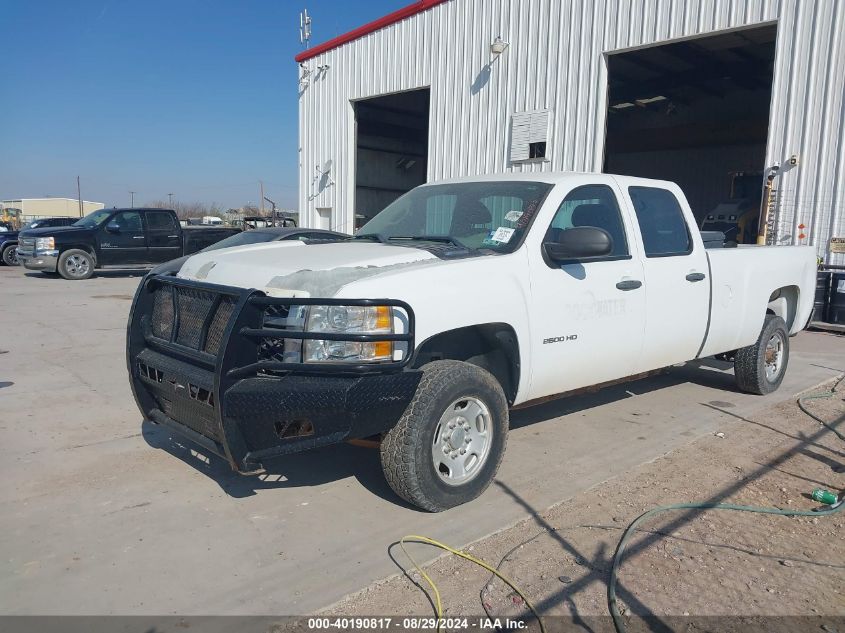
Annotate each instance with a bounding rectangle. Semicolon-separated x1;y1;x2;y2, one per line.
1;244;18;266
380;360;508;512
734;314;789;395
58;249;95;280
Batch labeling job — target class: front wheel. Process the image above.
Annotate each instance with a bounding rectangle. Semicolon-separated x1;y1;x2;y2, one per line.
2;244;18;266
58;249;95;280
734;314;789;395
380;360;509;512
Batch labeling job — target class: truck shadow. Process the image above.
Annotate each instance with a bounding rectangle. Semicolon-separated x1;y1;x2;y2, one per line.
511;358;737;429
140;359;737;505
141;419;413;506
24;268;150;280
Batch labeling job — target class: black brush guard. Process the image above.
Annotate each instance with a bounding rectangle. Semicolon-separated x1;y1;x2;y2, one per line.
127;274;421;473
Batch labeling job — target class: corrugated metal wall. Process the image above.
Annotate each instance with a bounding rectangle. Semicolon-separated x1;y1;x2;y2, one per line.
299;0;845;263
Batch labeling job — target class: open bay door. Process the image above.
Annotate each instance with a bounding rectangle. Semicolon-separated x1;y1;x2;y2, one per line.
353;88;430;231
604;24;776;245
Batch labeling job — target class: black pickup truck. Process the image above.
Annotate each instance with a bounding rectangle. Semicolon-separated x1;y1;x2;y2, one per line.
1;217;77;266
17;207;239;280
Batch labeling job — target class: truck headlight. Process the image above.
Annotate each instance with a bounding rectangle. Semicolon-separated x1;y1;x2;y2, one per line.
35;237;55;251
303;305;394;362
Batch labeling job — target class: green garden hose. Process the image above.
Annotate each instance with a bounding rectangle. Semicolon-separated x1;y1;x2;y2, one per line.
607;496;844;633
798;374;845;441
609;374;845;633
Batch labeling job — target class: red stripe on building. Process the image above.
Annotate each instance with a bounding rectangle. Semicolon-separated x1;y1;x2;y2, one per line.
294;0;450;63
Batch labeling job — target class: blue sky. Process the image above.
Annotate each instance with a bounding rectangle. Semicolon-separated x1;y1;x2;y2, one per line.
0;0;406;210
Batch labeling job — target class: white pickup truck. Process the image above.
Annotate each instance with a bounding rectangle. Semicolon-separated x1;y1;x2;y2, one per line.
127;173;816;511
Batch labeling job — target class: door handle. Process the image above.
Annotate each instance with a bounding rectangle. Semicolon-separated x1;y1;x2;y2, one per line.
167;235;178;238
686;272;706;282
616;279;642;291
132;236;145;240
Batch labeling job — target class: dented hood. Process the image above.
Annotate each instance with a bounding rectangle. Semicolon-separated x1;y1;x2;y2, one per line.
176;239;439;296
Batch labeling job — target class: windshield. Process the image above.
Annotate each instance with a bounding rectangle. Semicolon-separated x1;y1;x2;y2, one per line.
73;210;113;228
357;181;553;253
202;230;279;252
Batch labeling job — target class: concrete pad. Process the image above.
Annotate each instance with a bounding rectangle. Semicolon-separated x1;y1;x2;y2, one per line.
0;265;843;615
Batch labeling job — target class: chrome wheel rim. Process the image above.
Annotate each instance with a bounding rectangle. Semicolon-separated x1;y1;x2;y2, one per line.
65;254;90;277
6;246;18;265
764;332;785;381
431;396;492;486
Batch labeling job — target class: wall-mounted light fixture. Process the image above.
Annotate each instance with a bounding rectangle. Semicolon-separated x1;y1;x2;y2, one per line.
491;36;509;56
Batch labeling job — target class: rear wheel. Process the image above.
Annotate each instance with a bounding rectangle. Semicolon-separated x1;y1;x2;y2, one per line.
58;249;95;280
1;244;18;266
380;360;508;512
734;314;789;395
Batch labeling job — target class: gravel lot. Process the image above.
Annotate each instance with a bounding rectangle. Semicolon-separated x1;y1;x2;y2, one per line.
327;379;845;629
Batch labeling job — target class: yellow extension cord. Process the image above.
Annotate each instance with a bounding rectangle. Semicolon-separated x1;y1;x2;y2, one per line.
399;535;546;633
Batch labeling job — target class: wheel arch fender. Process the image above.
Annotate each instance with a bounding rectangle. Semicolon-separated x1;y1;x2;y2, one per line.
767;285;800;332
411;323;521;404
61;244;98;265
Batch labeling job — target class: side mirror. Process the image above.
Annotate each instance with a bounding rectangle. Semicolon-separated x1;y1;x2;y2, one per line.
544;226;612;263
105;221;120;234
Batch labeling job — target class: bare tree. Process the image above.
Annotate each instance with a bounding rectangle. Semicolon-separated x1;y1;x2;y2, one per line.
145;200;225;221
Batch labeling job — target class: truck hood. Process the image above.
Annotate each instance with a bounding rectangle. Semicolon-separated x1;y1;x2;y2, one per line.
20;225;92;238
176;240;441;297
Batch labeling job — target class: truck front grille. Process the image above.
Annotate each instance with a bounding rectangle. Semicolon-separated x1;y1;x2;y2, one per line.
150;286;236;356
175;288;216;349
17;237;35;257
256;304;305;366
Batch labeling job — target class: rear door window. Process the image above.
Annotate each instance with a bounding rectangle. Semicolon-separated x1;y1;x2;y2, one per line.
146;211;178;232
628;187;692;257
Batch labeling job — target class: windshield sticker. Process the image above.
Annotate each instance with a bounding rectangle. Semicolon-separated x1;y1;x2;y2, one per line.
491;227;515;243
481;231;499;247
504;210;523;223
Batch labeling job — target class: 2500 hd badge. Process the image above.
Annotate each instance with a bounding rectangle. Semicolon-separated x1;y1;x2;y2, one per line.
543;334;578;344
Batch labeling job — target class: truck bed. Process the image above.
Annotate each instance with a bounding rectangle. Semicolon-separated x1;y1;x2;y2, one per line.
700;245;817;357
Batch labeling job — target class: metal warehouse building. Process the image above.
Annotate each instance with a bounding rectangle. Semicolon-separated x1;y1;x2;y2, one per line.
2;198;105;220
296;0;845;264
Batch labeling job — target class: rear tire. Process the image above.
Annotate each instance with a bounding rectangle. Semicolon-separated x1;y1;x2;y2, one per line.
380;360;508;512
58;249;95;280
734;314;789;395
1;244;18;266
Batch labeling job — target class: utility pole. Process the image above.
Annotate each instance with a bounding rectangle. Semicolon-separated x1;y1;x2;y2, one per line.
129;191;136;208
77;176;83;217
167;193;174;207
264;195;279;227
259;181;265;216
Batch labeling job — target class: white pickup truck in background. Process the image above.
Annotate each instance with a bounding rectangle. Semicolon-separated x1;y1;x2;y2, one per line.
127;173;816;511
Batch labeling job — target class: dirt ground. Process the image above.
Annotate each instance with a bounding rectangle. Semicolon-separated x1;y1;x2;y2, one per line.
323;377;845;629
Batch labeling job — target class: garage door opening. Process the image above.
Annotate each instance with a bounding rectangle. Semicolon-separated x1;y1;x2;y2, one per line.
604;25;776;243
354;88;430;230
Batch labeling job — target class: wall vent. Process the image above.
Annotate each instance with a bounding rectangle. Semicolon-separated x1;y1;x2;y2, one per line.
510;110;550;162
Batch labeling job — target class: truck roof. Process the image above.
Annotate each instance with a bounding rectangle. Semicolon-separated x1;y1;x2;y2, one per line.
102;207;177;213
424;171;678;189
